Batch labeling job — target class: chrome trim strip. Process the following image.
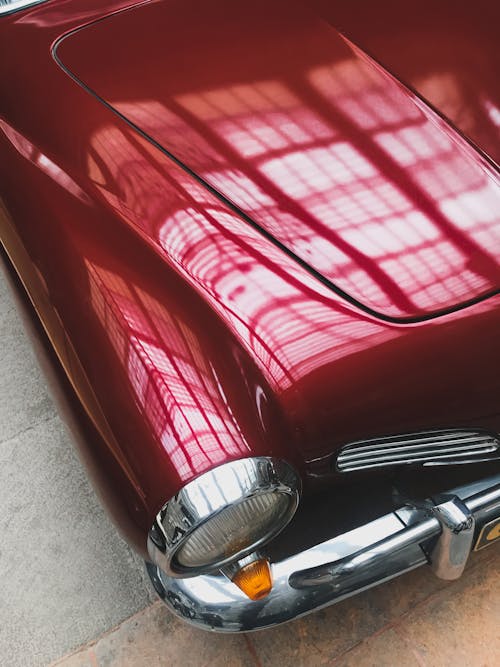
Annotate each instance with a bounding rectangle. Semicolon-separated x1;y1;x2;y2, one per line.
0;0;47;16
342;433;494;453
147;473;500;632
336;430;500;472
148;457;300;577
340;440;494;460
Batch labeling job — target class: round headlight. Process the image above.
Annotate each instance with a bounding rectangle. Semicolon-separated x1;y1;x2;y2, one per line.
148;458;300;576
176;491;290;568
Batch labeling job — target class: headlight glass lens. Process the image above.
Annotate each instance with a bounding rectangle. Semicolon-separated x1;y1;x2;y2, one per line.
176;492;290;568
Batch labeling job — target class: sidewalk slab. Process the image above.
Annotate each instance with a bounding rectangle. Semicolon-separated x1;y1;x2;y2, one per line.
0;274;154;667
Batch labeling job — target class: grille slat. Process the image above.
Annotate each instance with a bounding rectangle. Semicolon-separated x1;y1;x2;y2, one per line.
340;441;496;462
336;430;500;472
340;434;494;457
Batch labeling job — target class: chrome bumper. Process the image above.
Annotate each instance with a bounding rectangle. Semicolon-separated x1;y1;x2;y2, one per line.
147;473;500;632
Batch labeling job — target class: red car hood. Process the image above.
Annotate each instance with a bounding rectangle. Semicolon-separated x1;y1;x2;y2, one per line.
56;0;500;321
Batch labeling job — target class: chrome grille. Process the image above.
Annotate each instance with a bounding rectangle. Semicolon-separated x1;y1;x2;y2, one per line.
336;430;500;472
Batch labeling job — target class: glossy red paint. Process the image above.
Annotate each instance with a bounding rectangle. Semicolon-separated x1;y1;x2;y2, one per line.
1;0;499;551
56;0;500;321
312;0;500;166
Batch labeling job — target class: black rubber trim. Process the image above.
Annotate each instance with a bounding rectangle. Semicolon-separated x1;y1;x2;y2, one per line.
51;7;500;325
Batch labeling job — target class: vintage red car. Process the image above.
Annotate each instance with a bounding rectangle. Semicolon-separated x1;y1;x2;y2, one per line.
1;0;499;631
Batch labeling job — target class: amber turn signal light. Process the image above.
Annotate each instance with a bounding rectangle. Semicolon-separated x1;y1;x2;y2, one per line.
231;558;273;600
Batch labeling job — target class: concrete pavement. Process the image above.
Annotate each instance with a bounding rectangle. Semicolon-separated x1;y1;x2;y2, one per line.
53;546;500;667
0;272;154;667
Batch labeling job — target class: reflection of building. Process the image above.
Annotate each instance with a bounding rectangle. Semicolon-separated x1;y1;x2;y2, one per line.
170;58;498;316
87;261;249;480
87;49;499;400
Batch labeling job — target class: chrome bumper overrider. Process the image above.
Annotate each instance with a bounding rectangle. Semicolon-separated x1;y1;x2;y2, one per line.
147;474;500;632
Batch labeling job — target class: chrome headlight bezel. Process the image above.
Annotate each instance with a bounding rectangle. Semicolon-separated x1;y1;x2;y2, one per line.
148;457;301;577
